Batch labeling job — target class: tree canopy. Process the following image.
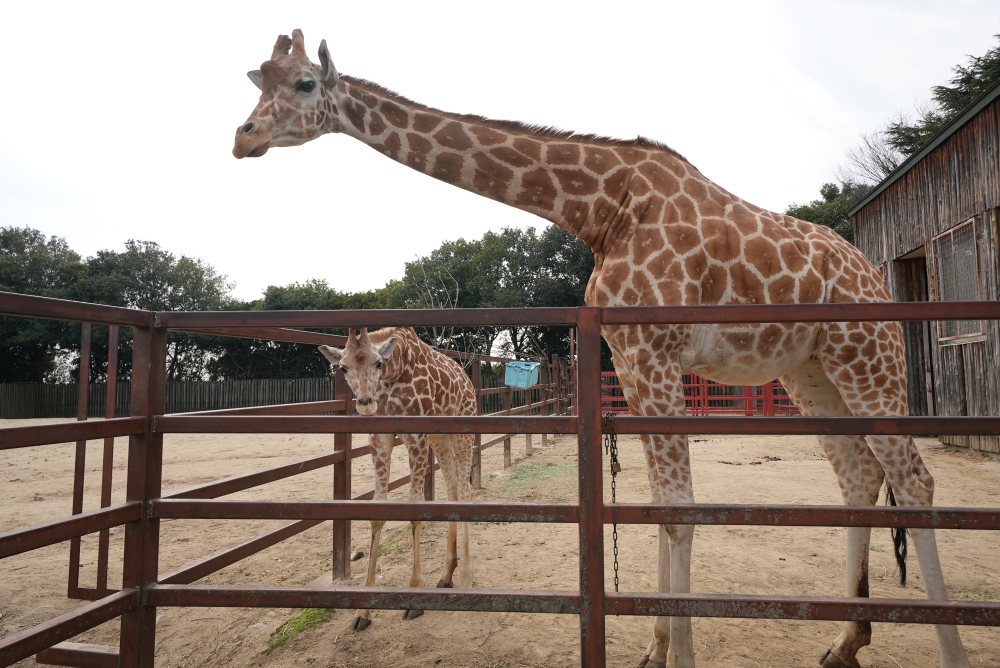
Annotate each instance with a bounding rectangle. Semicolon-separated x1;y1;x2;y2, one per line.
792;35;1000;243
1;224;596;382
0;227;82;382
841;35;1000;186
784;182;869;244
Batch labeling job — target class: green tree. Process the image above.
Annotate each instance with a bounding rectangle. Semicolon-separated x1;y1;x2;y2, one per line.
785;182;869;243
205;280;387;380
0;227;82;382
886;35;1000;156
390;225;597;364
74;240;234;381
844;35;1000;183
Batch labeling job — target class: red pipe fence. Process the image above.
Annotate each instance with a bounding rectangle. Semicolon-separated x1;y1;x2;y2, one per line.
2;292;1000;668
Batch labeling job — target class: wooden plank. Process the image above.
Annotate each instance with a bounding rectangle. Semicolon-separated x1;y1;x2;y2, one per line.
35;642;119;668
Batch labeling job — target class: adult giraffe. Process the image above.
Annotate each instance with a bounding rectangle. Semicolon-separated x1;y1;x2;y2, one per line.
233;30;969;668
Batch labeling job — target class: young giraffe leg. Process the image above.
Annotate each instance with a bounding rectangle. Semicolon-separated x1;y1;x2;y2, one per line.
402;436;429;620
353;433;394;632
456;433;476;586
431;436;461;587
780;359;884;667
818;322;970;668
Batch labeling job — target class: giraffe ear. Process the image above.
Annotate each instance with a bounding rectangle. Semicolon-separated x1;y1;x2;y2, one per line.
317;39;340;87
376;337;398;361
318;345;344;364
247;70;263;91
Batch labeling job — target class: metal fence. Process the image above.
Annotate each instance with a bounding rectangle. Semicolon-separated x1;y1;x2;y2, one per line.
2;291;1000;668
601;372;800;416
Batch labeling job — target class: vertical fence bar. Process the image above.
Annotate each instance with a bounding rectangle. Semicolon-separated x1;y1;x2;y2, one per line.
67;323;92;598
503;387;512;468
576;310;606;668
119;325;167;668
471;359;482;489
424;450;436;500
96;325;119;596
332;366;352;580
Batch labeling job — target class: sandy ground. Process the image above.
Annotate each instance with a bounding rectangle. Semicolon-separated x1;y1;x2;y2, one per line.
1;418;999;668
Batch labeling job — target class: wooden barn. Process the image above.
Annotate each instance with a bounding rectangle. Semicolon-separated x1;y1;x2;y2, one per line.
850;79;1000;453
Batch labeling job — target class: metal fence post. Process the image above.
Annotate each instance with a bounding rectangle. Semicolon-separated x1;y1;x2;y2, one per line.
97;325;119;596
67;322;91;598
503;387;512;468
576;309;606;667
332;366;353;580
119;324;167;668
471;359;482;489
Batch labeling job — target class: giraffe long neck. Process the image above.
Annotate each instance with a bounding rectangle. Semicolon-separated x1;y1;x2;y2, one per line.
333;76;696;253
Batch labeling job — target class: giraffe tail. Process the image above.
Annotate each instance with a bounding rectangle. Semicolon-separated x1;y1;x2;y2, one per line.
885;477;908;586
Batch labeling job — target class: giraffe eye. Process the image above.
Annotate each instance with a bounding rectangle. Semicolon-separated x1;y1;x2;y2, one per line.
297;80;316;92
376;360;383;370
339;366;348;375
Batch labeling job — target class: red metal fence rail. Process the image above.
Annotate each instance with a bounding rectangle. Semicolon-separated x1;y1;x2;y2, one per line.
601;371;800;416
3;291;1000;668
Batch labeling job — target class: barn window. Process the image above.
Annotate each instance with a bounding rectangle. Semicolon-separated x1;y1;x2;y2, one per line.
932;217;983;341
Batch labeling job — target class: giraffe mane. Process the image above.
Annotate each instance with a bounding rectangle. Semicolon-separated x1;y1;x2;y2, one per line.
342;75;691;164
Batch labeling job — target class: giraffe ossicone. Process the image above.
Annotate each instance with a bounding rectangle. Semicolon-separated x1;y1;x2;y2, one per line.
319;327;477;630
238;30;971;668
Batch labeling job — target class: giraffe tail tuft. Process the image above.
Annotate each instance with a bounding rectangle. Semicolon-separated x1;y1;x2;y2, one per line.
885;478;908;586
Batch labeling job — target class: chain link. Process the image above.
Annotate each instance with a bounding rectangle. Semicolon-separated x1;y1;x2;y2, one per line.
603;412;620;593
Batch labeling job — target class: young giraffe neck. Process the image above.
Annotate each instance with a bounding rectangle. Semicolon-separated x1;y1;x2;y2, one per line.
331;76;701;255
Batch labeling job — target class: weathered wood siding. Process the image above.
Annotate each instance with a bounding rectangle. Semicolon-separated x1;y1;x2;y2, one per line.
853;96;1000;452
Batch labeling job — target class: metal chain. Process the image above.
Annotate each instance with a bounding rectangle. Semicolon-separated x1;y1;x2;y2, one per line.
603;412;621;592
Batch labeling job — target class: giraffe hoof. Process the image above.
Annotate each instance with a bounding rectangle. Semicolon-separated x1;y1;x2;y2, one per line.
402;609;424;620
637;655;650;668
436;580;453;588
351;616;371;632
820;649;861;668
644;659;666;668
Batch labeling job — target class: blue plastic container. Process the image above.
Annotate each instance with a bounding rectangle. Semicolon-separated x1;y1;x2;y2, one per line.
504;361;541;390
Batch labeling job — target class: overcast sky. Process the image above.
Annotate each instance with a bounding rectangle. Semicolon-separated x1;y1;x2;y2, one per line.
2;1;998;301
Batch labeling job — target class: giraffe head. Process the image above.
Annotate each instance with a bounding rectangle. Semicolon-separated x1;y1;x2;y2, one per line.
318;328;398;415
233;29;342;159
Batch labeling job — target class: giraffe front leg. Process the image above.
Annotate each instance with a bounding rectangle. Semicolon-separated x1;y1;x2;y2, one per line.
639;435;696;668
437;519;459;588
402;436;430;621
401;520;426;620
352;519;385;632
432;438;464;588
456;434;476;587
353;433;393;632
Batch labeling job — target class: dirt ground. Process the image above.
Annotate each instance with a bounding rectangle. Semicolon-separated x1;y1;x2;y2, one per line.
2;418;999;668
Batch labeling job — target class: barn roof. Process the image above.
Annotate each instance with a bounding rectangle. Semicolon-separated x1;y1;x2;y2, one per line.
848;76;1000;217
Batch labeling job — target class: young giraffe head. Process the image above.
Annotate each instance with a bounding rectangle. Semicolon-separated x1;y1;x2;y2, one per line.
234;29;342;158
319;328;398;415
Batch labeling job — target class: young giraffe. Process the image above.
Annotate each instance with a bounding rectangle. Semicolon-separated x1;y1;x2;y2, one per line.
235;31;970;668
318;327;476;631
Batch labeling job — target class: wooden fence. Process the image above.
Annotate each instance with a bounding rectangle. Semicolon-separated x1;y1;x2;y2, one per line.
0;371;560;420
0;378;337;419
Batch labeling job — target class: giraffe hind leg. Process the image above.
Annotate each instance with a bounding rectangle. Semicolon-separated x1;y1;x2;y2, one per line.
816;321;970;668
780;358;882;667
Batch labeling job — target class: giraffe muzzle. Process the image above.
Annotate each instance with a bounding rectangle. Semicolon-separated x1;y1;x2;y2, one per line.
232;125;271;159
355;397;377;415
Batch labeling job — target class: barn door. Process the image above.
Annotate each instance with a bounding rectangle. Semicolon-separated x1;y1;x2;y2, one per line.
893;251;936;416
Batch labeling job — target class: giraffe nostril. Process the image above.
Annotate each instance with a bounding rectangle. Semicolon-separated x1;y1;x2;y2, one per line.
241;122;254;134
